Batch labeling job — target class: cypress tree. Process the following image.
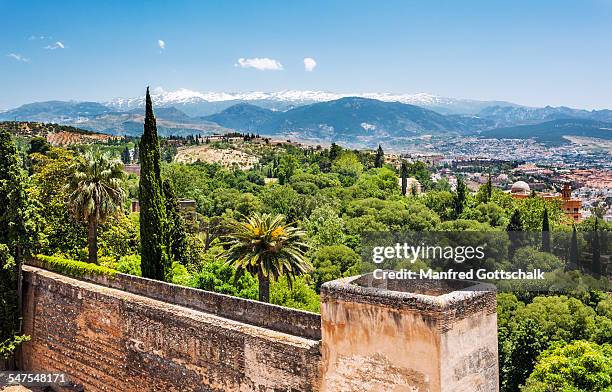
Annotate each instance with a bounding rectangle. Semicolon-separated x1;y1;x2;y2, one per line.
541;207;551;253
592;218;601;276
567;225;579;271
507;209;524;259
139;87;169;280
486;172;492;201
374;144;384;168
453;176;467;218
400;160;408;196
507;209;524;232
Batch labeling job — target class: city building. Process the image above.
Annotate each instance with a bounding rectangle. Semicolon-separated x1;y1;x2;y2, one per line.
508;181;582;222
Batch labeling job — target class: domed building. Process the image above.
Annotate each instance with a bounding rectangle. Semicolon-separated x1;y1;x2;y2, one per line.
507;181;582;222
509;181;531;198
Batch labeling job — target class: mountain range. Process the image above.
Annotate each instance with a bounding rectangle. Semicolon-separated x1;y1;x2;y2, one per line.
1;89;610;146
104;88;520;116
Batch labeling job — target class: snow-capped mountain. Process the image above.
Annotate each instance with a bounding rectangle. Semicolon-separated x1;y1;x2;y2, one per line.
105;88;520;116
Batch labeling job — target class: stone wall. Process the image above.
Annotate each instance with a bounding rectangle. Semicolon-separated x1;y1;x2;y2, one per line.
319;275;499;392
19;263;499;392
26;258;321;340
20;266;322;392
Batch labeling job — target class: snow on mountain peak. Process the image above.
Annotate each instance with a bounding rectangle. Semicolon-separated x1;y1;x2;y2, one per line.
105;88;454;110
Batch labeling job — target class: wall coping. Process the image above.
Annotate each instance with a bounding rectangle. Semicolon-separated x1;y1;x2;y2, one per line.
26;258;322;340
321;274;497;315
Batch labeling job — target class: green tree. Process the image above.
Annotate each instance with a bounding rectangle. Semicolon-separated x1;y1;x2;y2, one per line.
475;173;493;203
0;130;40;362
223;213;312;303
192;258;258;300
424;190;455;221
512;247;564;272
259;184;301;221
515;197;565;231
277;154;299;185
406;161;432;190
65;149;125;263
434;178;452;192
27;136;50;156
453;176;467;218
500;319;548;392
270;276;320;313
132;142;140;164
29;147;86;257
541;207;551;253
332;152;364;186
522;341;612;392
507;209;524;259
374;144;384;168
311;244;360;290
329;142;342;161
568;225;579;271
507;209;524;231
591;218;601;276
461;202;507;227
120;146;131;164
305;206;346;247
163;180;189;265
400;160;408;196
139;87;169;280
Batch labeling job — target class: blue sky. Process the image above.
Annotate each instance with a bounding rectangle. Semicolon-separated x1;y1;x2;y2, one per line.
1;0;612;109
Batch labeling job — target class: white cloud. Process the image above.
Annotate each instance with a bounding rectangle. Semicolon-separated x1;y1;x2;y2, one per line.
303;57;317;72
158;39;166;50
7;53;30;62
235;57;283;71
44;41;65;50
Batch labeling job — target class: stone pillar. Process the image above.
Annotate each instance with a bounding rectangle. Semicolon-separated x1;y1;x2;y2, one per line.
320;274;498;392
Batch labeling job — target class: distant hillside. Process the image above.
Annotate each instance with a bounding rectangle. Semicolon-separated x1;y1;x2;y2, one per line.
0;121;117;145
203;103;278;132
480;119;612;145
202;97;490;142
0;101;226;137
478;105;612;127
0;101;113;122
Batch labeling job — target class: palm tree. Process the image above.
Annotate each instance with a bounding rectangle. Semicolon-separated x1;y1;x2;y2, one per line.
66;149;125;263
223;213;311;303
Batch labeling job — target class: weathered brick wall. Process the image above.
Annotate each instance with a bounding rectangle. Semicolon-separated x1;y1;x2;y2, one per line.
20;266;322;392
27;258;321;340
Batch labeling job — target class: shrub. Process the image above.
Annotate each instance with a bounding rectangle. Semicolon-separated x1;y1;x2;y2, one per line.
116;255;142;276
36;255;117;278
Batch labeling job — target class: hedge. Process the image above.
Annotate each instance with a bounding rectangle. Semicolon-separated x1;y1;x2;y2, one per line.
35;255;117;278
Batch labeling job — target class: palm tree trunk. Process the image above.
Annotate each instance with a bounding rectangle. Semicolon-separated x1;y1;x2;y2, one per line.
258;270;270;303
88;216;98;264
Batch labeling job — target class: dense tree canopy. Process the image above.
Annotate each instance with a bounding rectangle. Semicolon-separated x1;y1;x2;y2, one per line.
0;130;40;362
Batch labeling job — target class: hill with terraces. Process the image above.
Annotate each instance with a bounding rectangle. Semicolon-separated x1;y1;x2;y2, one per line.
0;121;118;145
